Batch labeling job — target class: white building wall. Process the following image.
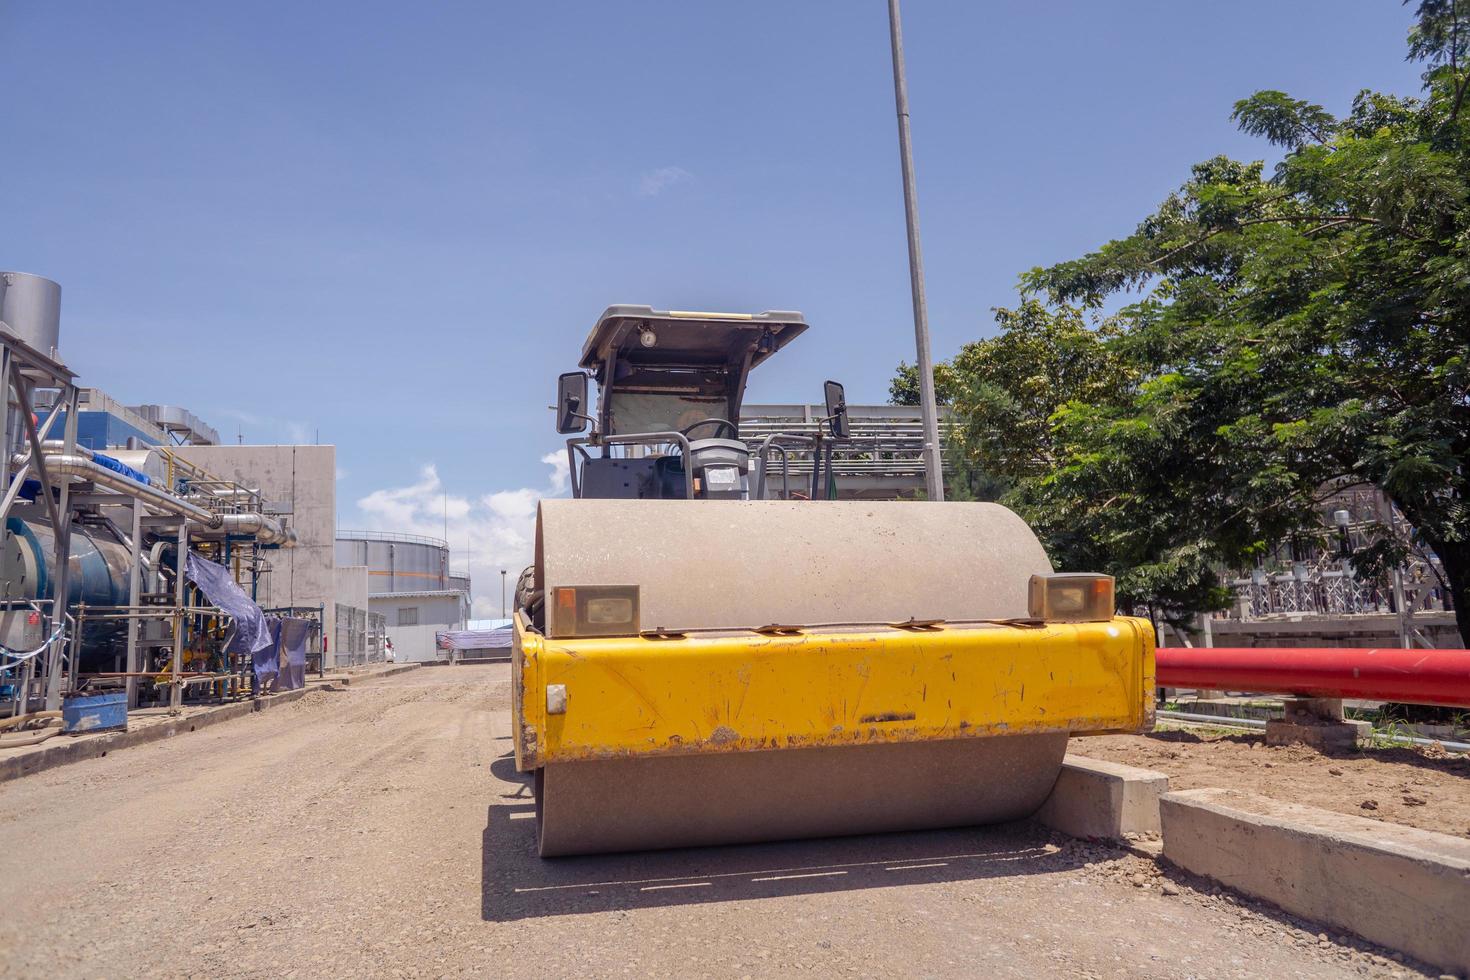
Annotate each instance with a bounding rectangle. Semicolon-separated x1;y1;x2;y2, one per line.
334;565;369;612
370;593;467;663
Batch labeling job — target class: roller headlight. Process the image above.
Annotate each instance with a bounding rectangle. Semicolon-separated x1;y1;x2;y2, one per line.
1028;573;1115;623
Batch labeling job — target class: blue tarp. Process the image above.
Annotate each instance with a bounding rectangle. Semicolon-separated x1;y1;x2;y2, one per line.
252;627;279;692
185;553;274;656
92;451;152;486
276;617;310;690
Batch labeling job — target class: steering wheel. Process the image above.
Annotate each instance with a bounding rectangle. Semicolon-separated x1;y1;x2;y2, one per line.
680;417;738;440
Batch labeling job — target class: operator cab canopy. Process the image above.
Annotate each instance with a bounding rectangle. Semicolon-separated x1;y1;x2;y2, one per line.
579;306;808;436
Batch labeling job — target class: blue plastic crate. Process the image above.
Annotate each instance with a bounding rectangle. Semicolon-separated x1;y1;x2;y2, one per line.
62;691;128;734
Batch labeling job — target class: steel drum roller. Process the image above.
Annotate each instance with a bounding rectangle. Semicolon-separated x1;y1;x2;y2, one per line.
519;499;1098;856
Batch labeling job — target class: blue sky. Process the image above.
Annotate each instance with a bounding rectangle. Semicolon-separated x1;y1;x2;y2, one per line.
1;1;1424;612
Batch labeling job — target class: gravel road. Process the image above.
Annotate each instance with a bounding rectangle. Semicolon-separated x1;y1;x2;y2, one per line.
0;666;1438;978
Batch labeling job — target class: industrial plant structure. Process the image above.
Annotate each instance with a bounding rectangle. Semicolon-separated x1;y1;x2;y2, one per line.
1;270;373;727
334;530;470;663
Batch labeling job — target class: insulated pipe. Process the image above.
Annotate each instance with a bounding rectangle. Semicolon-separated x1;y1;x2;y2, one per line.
214;513;296;547
1156;646;1470;709
11;449;296;547
16;452;219;525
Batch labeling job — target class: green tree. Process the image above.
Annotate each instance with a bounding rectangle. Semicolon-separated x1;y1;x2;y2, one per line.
945;301;1134;484
888;359;960;406
889;302;1132;500
891;303;1219;624
1023;0;1470;644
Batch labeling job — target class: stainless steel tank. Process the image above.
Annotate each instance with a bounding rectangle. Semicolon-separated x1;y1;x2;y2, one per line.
334;532;448;593
0;271;62;358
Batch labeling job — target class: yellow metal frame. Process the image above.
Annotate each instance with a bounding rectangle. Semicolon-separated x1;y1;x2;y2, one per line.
513;613;1154;770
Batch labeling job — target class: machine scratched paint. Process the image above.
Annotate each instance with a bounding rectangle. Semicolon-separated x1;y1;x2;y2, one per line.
516;617;1155;768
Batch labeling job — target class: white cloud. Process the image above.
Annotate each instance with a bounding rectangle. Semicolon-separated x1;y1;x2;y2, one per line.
212;409;318;446
350;452;569;618
638;165;693;197
218;408;264;425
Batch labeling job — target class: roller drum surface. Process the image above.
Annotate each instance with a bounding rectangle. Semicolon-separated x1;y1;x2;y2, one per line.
535;499;1052;630
533;733;1068;857
526;499;1072;856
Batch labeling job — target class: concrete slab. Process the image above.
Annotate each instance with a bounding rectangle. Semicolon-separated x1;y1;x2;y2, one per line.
1036;754;1169;840
1265;697;1371;750
1160;787;1470;973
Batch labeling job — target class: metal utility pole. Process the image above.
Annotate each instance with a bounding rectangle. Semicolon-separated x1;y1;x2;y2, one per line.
887;0;944;501
501;570;508;620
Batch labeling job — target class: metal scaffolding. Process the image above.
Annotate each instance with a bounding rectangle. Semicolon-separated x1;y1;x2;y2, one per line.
3;329;300;718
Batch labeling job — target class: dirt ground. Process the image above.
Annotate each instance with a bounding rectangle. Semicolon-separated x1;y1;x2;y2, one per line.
1077;727;1470;839
0;666;1451;978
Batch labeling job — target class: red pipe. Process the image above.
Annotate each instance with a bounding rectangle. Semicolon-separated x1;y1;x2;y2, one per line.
1155;646;1470;709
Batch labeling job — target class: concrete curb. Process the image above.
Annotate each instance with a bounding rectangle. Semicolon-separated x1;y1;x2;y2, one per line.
1160;787;1470;973
1037;754;1169;840
318;663;420;686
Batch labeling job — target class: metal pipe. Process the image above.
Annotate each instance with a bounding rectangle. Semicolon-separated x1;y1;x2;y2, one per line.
15;451;218;524
0;459;31;520
214;512;296;547
1156;646;1470;709
125;500;141;709
754;433;812;500
1156;709;1470;752
170;521;186;711
43;384;80;711
1157;709;1266;729
10;448;295;546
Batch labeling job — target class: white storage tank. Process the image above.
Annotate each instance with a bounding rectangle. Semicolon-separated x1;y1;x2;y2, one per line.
0;271;62;359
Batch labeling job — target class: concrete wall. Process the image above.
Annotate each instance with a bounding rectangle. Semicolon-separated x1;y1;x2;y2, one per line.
175;445;338;664
334;565;369;613
370;593;466;663
1161;612;1462;649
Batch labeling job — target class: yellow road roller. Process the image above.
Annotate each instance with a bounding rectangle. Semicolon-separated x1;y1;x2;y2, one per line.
512;306;1154;856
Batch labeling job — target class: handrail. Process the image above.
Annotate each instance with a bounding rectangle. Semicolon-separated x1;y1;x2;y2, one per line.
754;433;814;500
335;529;448;549
565;431;695;500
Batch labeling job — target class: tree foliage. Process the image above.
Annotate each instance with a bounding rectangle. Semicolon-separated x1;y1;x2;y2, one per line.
888;360;960;407
896;1;1470;642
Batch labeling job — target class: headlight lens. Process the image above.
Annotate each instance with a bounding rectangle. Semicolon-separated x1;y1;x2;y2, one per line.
1028;573;1115;623
550;585;641;637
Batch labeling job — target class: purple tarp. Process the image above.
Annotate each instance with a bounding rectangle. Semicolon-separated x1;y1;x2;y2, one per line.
276;617;310;690
185;553;274;657
253;622;280;692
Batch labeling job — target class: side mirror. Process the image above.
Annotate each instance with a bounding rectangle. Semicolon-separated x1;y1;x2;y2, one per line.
823;380;849;439
556;371;590;434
